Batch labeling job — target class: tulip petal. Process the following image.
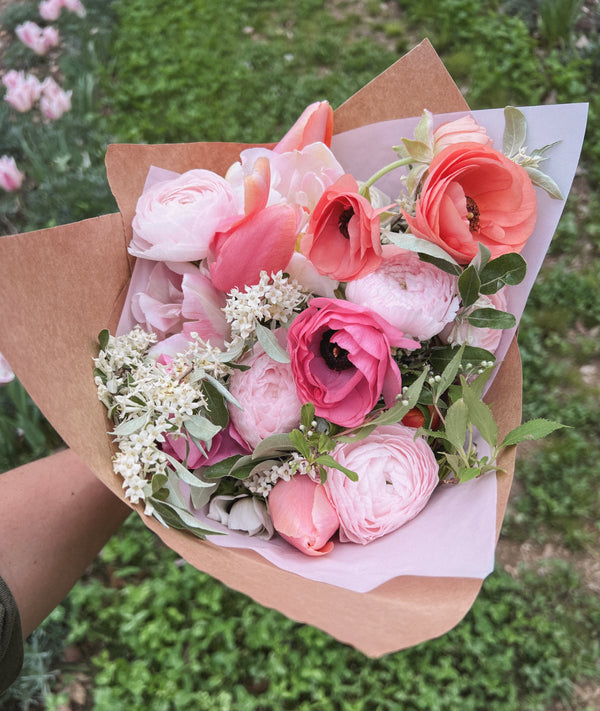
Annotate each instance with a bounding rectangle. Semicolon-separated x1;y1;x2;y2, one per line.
274;101;334;153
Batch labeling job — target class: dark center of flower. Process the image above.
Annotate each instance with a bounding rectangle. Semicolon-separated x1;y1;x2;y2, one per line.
319;329;353;371
338;206;354;239
466;196;480;232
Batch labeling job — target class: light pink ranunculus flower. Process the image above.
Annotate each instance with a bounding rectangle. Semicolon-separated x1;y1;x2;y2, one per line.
441;287;509;354
0;156;25;192
0;353;15;384
39;77;71;119
2;71;42;112
269;475;340;556
345;247;459;340
129;261;186;339
274;101;333;153
62;0;86;17
287;298;419;428
16;21;59;55
433;114;492;154
285;252;338;298
322;424;439;544
228;333;302;450
130;169;241;263
39;0;63;20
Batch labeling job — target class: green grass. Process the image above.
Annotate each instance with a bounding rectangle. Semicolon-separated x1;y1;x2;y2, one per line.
1;0;599;707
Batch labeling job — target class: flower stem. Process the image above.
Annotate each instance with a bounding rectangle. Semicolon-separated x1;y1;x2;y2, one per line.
360;157;413;195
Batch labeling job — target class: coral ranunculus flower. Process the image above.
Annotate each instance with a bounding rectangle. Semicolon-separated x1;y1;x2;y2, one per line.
287;298;419;428
301;174;387;281
404;142;537;263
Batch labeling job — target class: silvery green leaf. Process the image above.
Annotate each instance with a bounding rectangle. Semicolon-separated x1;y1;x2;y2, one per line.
406;163;429;197
400;138;433;163
524;166;564;200
203;372;242;409
190;480;218;510
184;414;221;443
382;230;460;267
251;432;294;459
417;253;463;277
255;322;290;363
503;106;527;158
163;452;216;489
466;308;516;330
149;498;223;538
110;415;147;437
414;109;434;146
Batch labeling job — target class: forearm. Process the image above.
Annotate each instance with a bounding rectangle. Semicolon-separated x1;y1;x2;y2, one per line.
0;449;131;636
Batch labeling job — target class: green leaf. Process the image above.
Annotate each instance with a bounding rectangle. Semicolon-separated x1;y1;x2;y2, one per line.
200;380;229;428
444;399;469;450
400;137;433;163
289;428;311;458
435;343;466;396
184;415;221;443
315;454;359;481
429;345;495;374
111;415;148;437
335;424;377;443
163;452;216;488
414;109;433;145
500;419;567;448
255;322;290;363
251;432;295;459
479;252;527;294
369;367;428;427
98;328;110;351
300;402;316;430
466;308;517;330
457;466;481;483
461;378;498;447
201;455;244;480
458;265;481;308
149;499;223;538
151;473;168;495
417;252;463;276
382;230;460;268
503;106;527;158
525;166;564;200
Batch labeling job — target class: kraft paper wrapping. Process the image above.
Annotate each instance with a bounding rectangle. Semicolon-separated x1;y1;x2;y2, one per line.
0;40;524;655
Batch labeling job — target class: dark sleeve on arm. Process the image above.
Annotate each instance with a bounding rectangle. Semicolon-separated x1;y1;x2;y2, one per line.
0;574;24;695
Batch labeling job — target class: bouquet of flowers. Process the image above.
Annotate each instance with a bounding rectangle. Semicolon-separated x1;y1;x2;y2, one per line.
93;101;566;557
0;41;587;654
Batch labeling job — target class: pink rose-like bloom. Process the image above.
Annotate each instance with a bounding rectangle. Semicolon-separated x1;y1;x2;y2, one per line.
130;169;241;262
228;334;303;449
3;71;43;112
441;287;509;354
433;114;492;154
16;21;59;55
0;353;14;384
39;0;62;20
269;475;340;556
322;424;439;544
345;247;459;340
288;297;419;428
40;77;71;119
0;156;25;192
301;174;387;282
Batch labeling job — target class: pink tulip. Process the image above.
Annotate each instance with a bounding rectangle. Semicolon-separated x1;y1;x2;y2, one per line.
0;156;25;192
208;158;297;292
2;71;43;112
0;353;14;384
40;77;71;119
274;101;333;153
15;21;59;55
269;475;339;556
39;0;62;20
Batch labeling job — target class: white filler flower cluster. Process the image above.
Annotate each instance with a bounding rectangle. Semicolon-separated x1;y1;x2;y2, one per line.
93;326;228;510
244;452;316;497
224;270;308;343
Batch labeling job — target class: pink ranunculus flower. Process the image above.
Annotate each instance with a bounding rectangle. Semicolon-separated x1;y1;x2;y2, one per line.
433;114;492;154
287;297;419;428
300;174;388;282
345;247;460;340
129;261;187;339
322;424;439;544
39;77;71;119
208;157;297;292
15;21;59;55
0;156;25;192
228;333;303;449
0;352;15;384
441;287;509;354
3;71;42;112
39;0;63;20
130;169;241;263
269;475;340;556
274;101;333;153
